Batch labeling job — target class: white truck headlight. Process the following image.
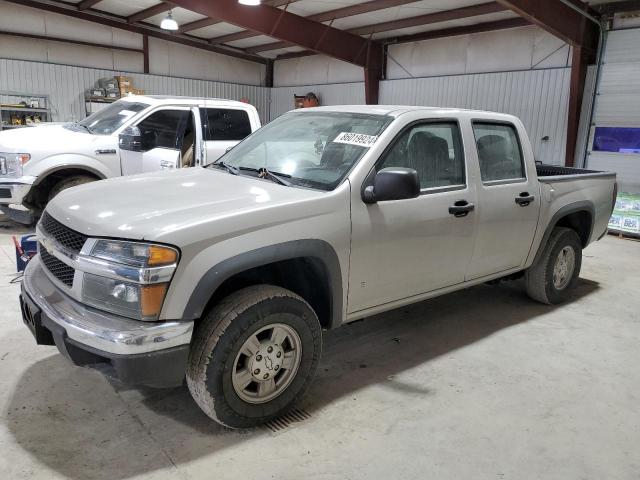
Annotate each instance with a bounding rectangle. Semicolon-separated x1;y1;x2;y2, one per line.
0;153;30;177
79;240;179;321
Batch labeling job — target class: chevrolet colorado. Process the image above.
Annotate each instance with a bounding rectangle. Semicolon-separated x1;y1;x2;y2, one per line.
19;105;616;428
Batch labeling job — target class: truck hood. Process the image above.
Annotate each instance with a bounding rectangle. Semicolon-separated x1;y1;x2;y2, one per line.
45;168;328;245
0;123;113;159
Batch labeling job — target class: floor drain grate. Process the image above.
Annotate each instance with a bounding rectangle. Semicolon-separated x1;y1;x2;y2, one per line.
263;408;312;433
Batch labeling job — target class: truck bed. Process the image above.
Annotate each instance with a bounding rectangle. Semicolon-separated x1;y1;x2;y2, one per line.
536;163;616;183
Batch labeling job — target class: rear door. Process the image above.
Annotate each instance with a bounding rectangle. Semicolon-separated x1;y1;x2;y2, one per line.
199;106;253;165
120;107;190;175
465;121;541;280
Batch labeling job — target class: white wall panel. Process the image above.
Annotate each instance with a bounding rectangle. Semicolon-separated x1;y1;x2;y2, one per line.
0;1;264;85
380;68;571;164
270;82;365;119
386;26;569;80
273;55;363;86
0;0;142;49
0;58;270;124
148;38;265;86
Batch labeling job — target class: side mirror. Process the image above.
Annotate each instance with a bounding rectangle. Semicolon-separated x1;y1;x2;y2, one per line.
119;126;141;152
362;167;420;204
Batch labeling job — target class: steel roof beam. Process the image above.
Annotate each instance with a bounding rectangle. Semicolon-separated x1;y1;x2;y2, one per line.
249;2;508;53
495;0;599;47
209;0;421;45
127;2;174;24
78;0;102;10
178;0;299;33
168;0;378;67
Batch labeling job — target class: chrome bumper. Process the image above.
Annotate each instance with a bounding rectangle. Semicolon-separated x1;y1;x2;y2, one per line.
22;256;194;356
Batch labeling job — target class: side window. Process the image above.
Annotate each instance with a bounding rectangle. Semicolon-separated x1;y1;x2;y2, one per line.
379;122;465;189
472;122;525;182
200;108;252;141
136;109;189;152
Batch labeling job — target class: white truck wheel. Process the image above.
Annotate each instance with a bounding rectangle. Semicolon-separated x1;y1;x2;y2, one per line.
186;285;322;428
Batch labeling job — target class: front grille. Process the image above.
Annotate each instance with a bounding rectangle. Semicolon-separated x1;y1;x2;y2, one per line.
39;244;75;287
0;188;10;199
39;211;88;252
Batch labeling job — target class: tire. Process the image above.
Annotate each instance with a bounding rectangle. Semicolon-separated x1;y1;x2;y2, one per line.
186;285;322;428
48;175;96;201
525;227;582;305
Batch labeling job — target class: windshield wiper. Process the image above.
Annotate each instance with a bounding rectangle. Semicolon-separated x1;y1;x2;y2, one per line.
239;167;292;186
211;160;240;175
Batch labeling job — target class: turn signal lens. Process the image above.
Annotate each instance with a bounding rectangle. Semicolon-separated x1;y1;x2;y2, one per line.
141;283;169;318
17;153;31;164
148;245;178;266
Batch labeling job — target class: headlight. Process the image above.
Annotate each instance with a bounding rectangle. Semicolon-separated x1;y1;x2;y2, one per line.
0;153;30;178
80;240;179;321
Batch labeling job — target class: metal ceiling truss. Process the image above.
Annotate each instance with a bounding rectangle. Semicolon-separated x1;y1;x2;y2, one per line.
208;0;423;45
4;0;602;111
4;0;268;64
247;2;509;53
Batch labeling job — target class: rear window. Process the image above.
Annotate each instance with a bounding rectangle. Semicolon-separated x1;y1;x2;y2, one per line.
200;108;252;141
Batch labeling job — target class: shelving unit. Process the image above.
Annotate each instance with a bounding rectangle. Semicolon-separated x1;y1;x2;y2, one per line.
0;91;51;131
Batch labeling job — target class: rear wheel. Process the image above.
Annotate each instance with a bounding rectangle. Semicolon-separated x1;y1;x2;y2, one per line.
48;175;96;201
525;227;582;304
186;285;322;428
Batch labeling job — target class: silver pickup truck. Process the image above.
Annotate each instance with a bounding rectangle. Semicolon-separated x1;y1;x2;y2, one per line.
19;106;616;428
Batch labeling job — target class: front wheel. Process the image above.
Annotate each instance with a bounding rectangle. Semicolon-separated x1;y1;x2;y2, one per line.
48;175;96;201
525;227;582;304
186;285;322;428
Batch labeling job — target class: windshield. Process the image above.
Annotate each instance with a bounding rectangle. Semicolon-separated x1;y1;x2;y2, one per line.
215;111;393;191
75;100;148;135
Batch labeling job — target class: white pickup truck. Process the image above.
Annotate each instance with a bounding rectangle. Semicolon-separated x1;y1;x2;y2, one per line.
19;105;616;428
0;96;261;223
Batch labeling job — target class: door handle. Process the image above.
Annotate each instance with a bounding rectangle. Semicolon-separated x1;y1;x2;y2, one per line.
515;192;535;206
449;200;475;217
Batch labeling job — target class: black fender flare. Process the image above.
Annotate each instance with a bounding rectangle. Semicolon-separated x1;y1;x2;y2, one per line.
530;200;595;266
182;239;343;329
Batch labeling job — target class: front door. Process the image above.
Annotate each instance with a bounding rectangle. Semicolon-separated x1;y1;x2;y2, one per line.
465;121;541;280
348;120;477;314
120;107;190;175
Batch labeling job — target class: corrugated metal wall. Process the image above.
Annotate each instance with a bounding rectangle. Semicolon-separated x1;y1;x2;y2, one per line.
0;58;271;123
2;58;571;165
585;28;640;192
270;69;570;165
380;68;571;165
270;82;365;120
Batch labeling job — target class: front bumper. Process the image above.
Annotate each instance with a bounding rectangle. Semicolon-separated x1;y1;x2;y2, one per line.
20;256;194;387
0;177;34;205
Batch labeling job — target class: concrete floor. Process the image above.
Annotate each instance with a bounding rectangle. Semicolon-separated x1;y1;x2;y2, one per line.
0;216;639;480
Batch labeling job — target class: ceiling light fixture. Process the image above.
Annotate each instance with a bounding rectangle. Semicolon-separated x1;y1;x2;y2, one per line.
160;11;179;31
238;0;261;5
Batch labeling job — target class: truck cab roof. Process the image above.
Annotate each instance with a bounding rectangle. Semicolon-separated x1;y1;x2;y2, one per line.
119;95;256;110
299;104;520;122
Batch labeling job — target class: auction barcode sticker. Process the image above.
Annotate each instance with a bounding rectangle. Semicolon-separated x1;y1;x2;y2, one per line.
333;132;378;147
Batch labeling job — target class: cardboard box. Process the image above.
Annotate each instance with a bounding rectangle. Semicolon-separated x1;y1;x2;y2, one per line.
115;75;133;87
